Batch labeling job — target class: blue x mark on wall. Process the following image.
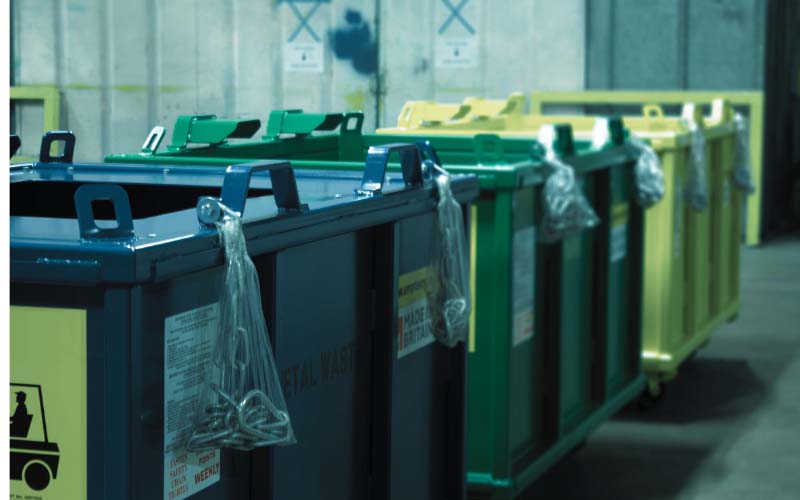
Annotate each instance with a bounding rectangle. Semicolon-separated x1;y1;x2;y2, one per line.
439;0;475;35
280;0;330;42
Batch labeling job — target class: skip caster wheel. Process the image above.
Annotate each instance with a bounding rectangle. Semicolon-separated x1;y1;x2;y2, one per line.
638;380;666;410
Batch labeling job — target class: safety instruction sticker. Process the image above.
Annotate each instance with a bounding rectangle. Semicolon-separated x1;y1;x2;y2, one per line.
435;0;478;68
435;37;478;69
164;304;221;500
512;226;536;346
674;176;683;258
610;225;628;263
283;42;324;73
397;266;436;359
10;306;87;500
610;204;629;263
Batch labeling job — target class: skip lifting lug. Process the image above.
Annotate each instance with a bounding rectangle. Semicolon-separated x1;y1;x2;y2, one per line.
197;160;308;227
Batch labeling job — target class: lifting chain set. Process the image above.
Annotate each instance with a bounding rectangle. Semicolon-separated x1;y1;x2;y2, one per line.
188;201;295;452
187;156;473;451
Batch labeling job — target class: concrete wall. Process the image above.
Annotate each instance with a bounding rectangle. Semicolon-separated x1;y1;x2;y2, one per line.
10;0;586;161
10;0;379;160
378;0;585;125
10;0;768;161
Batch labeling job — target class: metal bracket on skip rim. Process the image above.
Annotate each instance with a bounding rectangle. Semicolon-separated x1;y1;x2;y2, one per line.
356;142;448;197
22;131;311;239
139;110;366;154
197;160;309;227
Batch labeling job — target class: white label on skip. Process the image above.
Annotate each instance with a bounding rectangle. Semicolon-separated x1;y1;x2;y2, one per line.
610;224;628;263
164;303;221;500
512;226;536;346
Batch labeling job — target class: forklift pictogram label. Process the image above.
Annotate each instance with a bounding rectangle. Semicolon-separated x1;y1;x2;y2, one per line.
10;306;87;500
10;383;61;492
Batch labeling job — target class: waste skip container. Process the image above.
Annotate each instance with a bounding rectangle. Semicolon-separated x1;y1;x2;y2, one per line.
409;90;757;251
386;94;744;398
11;131;478;500
523;95;742;342
527;89;764;247
106;112;647;498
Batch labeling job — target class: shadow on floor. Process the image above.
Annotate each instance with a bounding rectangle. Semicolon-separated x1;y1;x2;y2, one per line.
618;356;770;424
521;439;712;500
519;356;779;499
518;237;800;499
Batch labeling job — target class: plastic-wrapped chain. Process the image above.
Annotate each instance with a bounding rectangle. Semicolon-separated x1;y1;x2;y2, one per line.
538;125;600;242
682;118;709;211
591;118;665;208
429;162;471;347
732;113;756;194
630;136;666;208
188;201;295;452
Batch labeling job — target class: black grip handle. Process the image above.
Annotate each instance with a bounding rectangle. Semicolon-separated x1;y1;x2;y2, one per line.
341;112;365;135
74;184;135;239
39;130;76;163
607;116;625;145
357;143;425;196
219;160;306;217
10;135;21;158
553;124;575;156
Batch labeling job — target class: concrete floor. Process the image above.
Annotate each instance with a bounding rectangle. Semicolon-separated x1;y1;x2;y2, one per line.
522;235;800;499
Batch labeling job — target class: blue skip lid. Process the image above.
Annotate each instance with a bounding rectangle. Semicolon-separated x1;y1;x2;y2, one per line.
11;132;479;286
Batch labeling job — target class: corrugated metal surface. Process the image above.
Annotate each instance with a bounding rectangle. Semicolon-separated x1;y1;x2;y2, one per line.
586;0;766;90
11;0;586;161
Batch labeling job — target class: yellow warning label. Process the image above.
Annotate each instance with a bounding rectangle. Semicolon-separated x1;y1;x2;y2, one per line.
398;266;432;308
611;202;629;225
10;306;87;500
610;202;630;263
397;266;436;359
468;205;477;353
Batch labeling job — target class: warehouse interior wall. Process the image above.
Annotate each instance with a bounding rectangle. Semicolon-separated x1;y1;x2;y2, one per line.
582;0;800;238
378;0;585;126
10;0;795;238
11;0;378;161
9;0;585;162
584;0;766;90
